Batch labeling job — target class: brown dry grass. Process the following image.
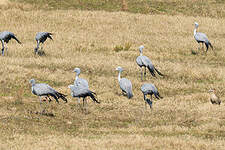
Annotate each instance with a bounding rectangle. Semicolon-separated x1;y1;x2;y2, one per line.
0;6;225;150
0;0;9;5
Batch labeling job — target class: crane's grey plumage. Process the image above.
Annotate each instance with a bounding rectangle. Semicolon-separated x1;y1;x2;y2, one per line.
73;68;89;89
116;66;133;99
141;83;163;109
29;79;67;112
68;84;100;107
194;22;213;52
34;32;53;54
0;31;21;56
136;45;163;80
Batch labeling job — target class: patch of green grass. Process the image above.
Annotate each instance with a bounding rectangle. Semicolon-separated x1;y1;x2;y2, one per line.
114;43;132;52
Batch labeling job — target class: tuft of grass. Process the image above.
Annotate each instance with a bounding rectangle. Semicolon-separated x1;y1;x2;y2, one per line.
114;42;132;52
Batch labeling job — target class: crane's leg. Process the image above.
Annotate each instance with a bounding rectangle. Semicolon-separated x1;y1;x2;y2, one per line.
5;43;7;53
140;67;143;81
197;43;200;51
144;67;146;79
83;98;87;113
150;95;153;109
85;98;88;108
48;96;52;103
77;98;80;104
83;98;85;107
39;96;46;114
78;98;82;108
202;43;204;52
1;40;5;56
41;43;44;50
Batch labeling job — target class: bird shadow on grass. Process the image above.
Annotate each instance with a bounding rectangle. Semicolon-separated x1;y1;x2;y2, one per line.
37;50;46;56
191;49;198;55
190;49;217;56
27;110;55;117
114;91;125;97
72;103;91;115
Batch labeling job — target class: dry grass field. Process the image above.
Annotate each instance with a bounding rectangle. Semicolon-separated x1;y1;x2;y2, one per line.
1;1;225;149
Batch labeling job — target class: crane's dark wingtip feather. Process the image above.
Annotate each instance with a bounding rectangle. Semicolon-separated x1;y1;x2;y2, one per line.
89;92;100;104
127;92;133;99
209;42;213;50
150;70;156;77
56;92;68;103
155;68;164;76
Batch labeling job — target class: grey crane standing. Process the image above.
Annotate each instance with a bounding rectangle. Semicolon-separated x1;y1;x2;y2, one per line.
141;83;163;109
0;31;21;56
136;45;163;80
34;32;53;54
73;67;89;104
68;84;100;108
29;79;67;113
116;66;133;99
194;22;213;52
73;68;89;89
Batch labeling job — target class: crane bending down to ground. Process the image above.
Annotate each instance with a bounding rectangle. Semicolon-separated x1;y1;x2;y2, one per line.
136;45;163;80
73;68;89;89
116;66;133;99
209;89;221;105
0;31;21;56
194;22;213;53
29;79;67;113
68;84;100;107
34;32;53;54
141;83;163;109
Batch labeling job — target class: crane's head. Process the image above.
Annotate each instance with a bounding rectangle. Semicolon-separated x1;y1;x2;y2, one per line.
145;98;153;109
34;47;39;54
208;89;215;93
116;66;123;72
73;68;81;75
139;45;144;53
194;22;199;28
29;79;36;85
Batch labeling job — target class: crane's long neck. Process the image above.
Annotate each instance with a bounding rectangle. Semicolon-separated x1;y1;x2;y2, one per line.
118;71;121;82
194;28;197;36
140;50;143;56
75;73;79;81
